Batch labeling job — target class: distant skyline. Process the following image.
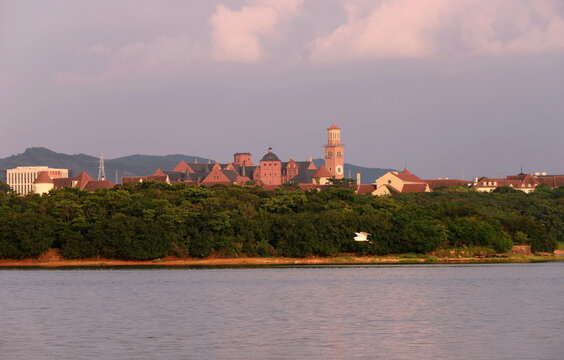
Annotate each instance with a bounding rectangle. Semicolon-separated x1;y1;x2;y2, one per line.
1;0;563;179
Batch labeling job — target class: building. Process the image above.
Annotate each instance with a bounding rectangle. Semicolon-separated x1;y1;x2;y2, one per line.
372;169;432;195
7;166;68;195
32;170;115;195
473;172;564;193
324;124;344;179
124;125;343;187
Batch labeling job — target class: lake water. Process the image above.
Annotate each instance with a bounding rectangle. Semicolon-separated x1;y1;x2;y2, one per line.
1;263;563;360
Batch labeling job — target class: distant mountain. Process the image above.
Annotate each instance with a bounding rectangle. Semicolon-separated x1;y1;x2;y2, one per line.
0;148;394;184
0;148;210;183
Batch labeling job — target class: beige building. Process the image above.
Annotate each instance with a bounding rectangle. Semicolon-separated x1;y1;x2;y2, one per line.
7;166;68;195
372;169;431;196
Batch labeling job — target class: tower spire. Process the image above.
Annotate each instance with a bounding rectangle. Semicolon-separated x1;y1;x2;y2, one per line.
98;152;106;181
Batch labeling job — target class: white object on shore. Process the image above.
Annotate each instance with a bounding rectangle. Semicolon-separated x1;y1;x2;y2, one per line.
354;232;371;241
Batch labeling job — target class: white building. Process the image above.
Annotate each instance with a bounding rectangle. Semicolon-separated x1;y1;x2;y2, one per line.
7;166;68;196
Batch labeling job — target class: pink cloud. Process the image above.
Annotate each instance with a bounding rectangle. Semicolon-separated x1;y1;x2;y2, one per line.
209;0;303;63
310;0;564;62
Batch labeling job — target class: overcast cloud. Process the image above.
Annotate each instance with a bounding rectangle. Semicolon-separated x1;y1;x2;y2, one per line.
1;0;563;179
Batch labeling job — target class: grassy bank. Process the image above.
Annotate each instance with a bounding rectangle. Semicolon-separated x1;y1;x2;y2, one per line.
1;249;562;268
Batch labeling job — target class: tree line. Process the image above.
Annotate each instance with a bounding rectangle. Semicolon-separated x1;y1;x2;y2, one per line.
0;181;562;260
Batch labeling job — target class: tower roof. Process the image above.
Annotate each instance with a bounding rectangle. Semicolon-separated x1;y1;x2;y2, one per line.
33;171;53;184
328;123;340;130
261;147;280;162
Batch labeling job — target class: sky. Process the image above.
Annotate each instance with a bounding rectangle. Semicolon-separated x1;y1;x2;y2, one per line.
1;0;563;180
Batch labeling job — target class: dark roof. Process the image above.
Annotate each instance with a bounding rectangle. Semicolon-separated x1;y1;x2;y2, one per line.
188;163;212;173
53;177;74;188
222;169;238;183
289;168;317;184
261;148;280;162
164;171;186;182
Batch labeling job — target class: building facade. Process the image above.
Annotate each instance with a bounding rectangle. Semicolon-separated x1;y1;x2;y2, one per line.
324;124;344;179
124;125;342;187
7;166;68;195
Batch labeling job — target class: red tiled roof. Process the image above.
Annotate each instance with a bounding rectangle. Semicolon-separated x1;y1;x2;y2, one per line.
146;175;169;183
402;183;428;193
122;177;144;184
153;168;166;176
313;164;333;178
173;161;191;173
395;169;423;182
424;179;470;188
75;171;94;190
83;180;115;192
356;184;376;194
328;123;340;130
34;171;53;184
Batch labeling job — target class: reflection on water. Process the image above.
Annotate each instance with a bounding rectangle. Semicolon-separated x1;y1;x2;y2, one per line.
1;264;563;360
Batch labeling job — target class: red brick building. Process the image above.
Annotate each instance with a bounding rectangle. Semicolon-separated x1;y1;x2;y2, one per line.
123;125;344;187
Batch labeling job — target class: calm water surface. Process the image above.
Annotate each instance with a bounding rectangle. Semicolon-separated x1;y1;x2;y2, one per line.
1;263;563;360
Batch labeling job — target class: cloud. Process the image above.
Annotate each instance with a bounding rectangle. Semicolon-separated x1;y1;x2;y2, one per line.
310;0;564;62
209;0;303;63
55;36;202;85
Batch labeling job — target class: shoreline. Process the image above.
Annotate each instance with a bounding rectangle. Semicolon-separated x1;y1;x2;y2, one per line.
1;252;562;268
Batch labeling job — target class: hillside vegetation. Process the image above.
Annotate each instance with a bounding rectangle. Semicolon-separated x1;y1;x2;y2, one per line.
0;181;562;260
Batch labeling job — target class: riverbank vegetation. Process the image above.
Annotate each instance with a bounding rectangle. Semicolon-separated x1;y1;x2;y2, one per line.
0;181;562;260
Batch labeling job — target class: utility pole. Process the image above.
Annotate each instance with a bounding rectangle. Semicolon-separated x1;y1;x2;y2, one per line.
98;152;106;181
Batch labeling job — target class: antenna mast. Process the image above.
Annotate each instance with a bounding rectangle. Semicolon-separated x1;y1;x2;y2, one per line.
98;152;106;180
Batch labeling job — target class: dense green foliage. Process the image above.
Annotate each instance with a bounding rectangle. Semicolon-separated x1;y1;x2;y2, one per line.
0;180;561;260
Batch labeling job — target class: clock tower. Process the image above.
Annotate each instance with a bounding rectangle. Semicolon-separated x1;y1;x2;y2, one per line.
324;124;344;179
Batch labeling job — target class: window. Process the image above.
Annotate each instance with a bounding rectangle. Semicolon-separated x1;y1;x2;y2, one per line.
337;152;342;158
327;151;332;158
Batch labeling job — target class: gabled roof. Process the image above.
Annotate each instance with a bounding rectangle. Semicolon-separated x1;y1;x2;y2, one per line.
153;168;166;176
395;169;423;182
146;175;169;183
424;179;470;189
122;177;144;184
222;169;238;183
75;171;94;190
328;123;340;130
83;180;115;191
356;184;376;194
34;171;53;184
53;177;75;188
313;164;332;178
289;168;317;184
402;183;428;193
173;161;191;173
163;171;185;182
